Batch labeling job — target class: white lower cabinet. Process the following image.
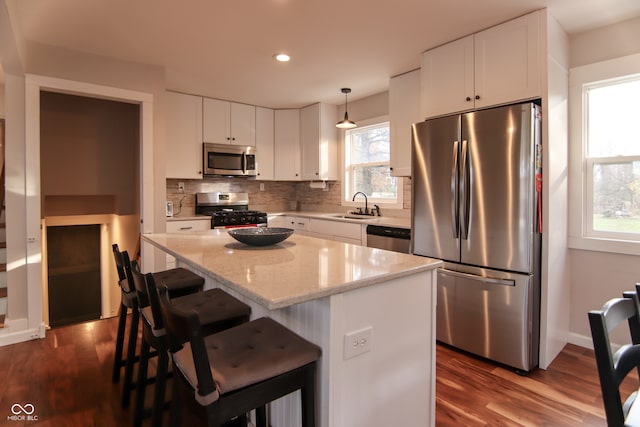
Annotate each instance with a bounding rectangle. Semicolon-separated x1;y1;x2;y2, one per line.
165;219;210;267
283;216;311;234
269;215;364;245
309;219;362;245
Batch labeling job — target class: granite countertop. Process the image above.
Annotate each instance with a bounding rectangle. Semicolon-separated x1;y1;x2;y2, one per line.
142;230;439;310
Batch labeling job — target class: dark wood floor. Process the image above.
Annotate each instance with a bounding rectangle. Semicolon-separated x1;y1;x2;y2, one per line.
0;316;622;426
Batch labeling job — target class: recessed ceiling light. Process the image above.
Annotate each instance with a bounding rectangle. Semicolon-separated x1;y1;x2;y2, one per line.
273;53;291;62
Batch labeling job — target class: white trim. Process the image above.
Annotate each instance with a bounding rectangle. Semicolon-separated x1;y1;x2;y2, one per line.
568;53;640;255
0;318;46;347
19;75;154;343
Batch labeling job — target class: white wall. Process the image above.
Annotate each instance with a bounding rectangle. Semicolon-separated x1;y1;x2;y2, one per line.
0;37;167;343
567;17;640;348
0;84;5;117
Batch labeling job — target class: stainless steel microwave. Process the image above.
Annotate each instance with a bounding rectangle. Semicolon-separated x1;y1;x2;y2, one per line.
203;143;257;177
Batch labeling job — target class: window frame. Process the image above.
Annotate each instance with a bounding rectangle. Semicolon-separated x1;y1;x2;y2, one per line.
568;53;640;255
341;116;403;210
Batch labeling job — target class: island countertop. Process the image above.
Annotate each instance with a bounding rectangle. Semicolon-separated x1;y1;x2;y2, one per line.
142;229;441;310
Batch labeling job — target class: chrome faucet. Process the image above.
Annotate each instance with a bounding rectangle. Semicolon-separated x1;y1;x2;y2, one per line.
352;192;369;215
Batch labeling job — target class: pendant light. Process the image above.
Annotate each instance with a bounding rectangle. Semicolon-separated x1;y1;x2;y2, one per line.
336;88;357;129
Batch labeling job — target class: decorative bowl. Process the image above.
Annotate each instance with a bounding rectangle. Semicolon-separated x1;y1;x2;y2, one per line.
228;227;294;246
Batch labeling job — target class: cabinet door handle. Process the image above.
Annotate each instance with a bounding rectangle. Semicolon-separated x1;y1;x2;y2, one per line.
466;97;472;102
179;226;193;231
475;95;480;100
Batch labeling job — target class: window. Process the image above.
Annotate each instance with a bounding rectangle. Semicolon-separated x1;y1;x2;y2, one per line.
343;120;401;208
569;53;640;254
585;77;640;239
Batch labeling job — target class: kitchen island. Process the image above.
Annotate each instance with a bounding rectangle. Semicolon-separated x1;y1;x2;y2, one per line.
141;230;441;427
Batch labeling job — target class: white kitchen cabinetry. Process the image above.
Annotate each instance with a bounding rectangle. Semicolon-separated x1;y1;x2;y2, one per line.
203;98;256;146
165;91;204;179
300;103;338;181
283;216;310;234
255;107;275;180
421;11;541;119
274;109;301;180
267;215;287;228
389;70;421;177
165;218;210;267
309;219;362;245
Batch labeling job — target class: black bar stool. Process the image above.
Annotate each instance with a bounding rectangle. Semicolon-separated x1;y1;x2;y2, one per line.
158;285;321;427
111;243;205;409
589;295;640;426
130;260;251;427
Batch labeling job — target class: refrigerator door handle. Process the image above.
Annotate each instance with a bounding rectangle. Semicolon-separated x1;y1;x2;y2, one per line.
439;268;515;287
451;140;460;239
459;139;470;240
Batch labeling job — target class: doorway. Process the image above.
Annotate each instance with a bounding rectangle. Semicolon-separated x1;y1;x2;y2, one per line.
46;224;101;327
39;90;141;326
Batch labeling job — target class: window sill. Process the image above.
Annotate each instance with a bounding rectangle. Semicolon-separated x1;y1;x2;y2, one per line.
568;236;640;256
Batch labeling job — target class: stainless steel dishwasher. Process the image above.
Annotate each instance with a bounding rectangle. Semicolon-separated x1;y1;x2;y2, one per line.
366;225;411;254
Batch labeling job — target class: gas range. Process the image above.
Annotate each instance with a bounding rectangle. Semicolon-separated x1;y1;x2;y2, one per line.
195;192;268;229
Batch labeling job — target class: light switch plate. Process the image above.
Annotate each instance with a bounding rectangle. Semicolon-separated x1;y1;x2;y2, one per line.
343;326;372;360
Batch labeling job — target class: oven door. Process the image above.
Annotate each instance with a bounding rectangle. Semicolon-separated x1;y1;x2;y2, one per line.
203;143;257;177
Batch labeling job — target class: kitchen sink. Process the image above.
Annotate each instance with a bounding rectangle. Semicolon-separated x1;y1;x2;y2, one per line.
330;214;374;220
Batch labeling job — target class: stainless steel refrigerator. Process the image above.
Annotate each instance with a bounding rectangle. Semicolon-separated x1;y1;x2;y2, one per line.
411;102;542;372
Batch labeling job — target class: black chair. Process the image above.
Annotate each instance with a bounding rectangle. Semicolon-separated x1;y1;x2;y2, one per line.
158;286;322;427
589;296;640;426
111;243;205;409
131;262;252;427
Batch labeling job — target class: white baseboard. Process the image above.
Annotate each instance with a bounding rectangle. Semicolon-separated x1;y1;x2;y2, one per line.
568;332;594;350
0;319;46;347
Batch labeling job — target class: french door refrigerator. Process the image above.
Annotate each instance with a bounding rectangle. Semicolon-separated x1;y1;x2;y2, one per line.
411;102;542;372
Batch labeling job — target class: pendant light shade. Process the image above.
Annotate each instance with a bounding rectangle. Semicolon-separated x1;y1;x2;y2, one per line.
336;88;356;129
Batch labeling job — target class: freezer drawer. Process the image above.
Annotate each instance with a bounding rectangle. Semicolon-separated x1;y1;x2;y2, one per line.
436;264;539;371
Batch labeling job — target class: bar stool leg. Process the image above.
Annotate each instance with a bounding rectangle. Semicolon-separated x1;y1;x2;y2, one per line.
256;406;268;427
112;302;128;383
134;339;151;427
151;347;169;427
121;306;140;408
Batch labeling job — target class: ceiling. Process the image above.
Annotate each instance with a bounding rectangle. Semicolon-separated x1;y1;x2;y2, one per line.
3;0;640;108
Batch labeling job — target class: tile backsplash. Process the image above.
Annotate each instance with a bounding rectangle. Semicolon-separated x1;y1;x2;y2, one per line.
166;177;411;217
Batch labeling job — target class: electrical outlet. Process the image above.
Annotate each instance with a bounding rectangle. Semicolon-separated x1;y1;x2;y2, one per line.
178;182;185;191
343;326;372;360
260;183;265;191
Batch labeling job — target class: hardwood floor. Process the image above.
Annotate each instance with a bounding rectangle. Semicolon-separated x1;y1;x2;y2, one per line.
0;316;621;426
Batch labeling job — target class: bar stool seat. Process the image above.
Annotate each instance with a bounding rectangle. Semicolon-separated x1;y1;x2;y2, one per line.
111;243;205;409
152;268;206;298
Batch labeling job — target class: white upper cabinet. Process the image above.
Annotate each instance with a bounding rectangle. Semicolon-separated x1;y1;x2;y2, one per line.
255;106;275;180
203;98;256;146
421;11;541;119
421;36;474;119
274;109;301;180
300;103;338;181
389;69;421;177
165;91;204;179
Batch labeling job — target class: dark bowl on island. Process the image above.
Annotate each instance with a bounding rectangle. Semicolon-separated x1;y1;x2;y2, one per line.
228;227;294;246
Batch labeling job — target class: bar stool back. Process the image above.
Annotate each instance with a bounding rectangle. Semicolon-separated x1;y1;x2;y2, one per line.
589;296;640;426
111;244;141;407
